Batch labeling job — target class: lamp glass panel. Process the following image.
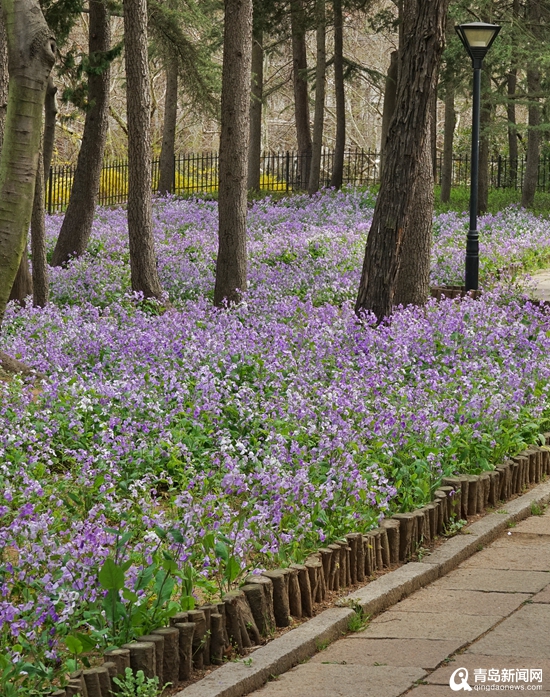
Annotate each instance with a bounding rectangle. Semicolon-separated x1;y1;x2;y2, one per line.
462;26;497;48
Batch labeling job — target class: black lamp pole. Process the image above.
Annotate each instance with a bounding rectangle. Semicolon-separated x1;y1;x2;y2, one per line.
455;22;501;292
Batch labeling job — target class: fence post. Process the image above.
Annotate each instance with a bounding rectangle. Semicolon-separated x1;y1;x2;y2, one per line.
47;165;53;215
286;151;290;193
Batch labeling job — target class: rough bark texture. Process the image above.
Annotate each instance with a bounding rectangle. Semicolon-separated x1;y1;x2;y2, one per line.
247;25;263;191
430;85;437;179
31;142;48;307
0;10;7;146
43;75;56;178
440;80;455;203
290;0;311;189
213;0;252;307
51;0;111;267
355;0;449;321
158;56;178;195
330;0;345;189
0;0;55;326
379;51;398;177
394;120;433;307
124;0;164;300
521;0;542;209
308;0;326;194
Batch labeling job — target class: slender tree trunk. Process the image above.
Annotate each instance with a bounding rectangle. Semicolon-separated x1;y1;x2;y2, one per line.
477;89;491;215
379;51;398;177
290;0;311;189
507;69;518;188
123;0;164;300
43;75;56;178
0;0;55;327
521;66;541;208
440;80;456;203
214;0;253;307
355;0;449;321
0;11;7;146
51;0;110;267
431;85;438;180
158;56;178;195
31;141;48;307
247;24;263;192
308;0;326;194
8;243;32;304
330;0;345;189
394;119;433;307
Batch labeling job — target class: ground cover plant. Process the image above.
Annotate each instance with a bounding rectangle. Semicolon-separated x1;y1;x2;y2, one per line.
2;188;550;693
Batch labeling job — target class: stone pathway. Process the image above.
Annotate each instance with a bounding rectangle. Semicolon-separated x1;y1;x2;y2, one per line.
246;508;550;696
527;268;550;302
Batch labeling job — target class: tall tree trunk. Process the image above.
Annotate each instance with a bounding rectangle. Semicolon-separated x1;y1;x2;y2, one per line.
355;0;449;321
330;0;345;189
440;80;456;203
214;0;252;307
43;75;56;178
51;0;111;267
521;66;541;208
247;24;263;192
0;10;7;146
431;85;438;180
0;0;55;327
308;0;326;194
290;0;311;189
394;119;433;307
379;51;398;177
31;141;48;307
158;56;178;195
507;69;518;188
477;88;491;216
123;0;164;300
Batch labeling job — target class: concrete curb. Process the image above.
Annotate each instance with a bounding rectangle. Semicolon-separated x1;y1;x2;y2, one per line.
175;479;550;697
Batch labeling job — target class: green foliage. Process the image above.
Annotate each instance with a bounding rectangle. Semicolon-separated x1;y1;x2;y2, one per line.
113;667;167;697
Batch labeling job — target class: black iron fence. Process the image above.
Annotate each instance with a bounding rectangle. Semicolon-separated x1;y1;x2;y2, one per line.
44;150;550;214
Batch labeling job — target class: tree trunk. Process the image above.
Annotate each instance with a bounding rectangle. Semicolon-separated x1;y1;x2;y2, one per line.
308;0;326;194
477;87;491;216
43;75;56;178
521;66;541;208
507;69;518;188
394;119;433;307
8;243;32;304
123;0;164;300
329;0;345;189
430;85;438;180
213;0;252;307
0;10;7;147
379;51;398;177
158;56;178;195
51;0;111;267
355;0;449;321
31;141;48;307
440;80;455;203
247;24;263;192
290;0;311;189
0;0;55;327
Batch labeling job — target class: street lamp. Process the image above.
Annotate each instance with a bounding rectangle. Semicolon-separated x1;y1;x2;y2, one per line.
455;22;501;292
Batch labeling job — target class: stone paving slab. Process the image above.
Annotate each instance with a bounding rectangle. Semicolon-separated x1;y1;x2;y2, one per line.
363;611;500;641
247;664;425;697
310;638;464;671
466;604;550;659
388;588;526;617
532;586;550;603
513;515;550;535
432;568;550;593
491;533;550;547
400;687;461;697
459;543;550;571
427;656;550;690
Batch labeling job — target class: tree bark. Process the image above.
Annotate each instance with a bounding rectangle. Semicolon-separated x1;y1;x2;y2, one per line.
213;0;252;307
290;0;311;189
158;56;178;195
43;74;57;178
440;80;455;203
507;69;518;188
247;24;263;192
430;84;438;180
0;0;55;326
0;10;7;147
477;85;491;216
355;0;449;321
379;51;398;178
8;243;32;304
394;119;433;307
31;141;48;307
51;0;111;267
123;0;164;300
308;0;326;194
329;0;345;189
521;0;542;208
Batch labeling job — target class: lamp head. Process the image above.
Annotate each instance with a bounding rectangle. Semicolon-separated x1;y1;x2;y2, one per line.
455;22;501;67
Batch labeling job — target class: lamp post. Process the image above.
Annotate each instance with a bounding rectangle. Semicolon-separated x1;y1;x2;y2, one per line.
455;22;501;292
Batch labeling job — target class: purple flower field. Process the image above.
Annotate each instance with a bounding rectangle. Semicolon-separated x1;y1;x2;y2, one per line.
2;189;550;690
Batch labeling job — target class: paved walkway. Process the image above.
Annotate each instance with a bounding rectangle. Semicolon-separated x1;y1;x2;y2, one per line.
527;269;550;302
247;509;550;696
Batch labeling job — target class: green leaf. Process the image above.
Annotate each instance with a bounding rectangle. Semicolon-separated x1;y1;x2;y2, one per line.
214;541;229;562
224;557;241;585
64;635;83;655
75;633;97;652
122;588;139;603
98;558;125;591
